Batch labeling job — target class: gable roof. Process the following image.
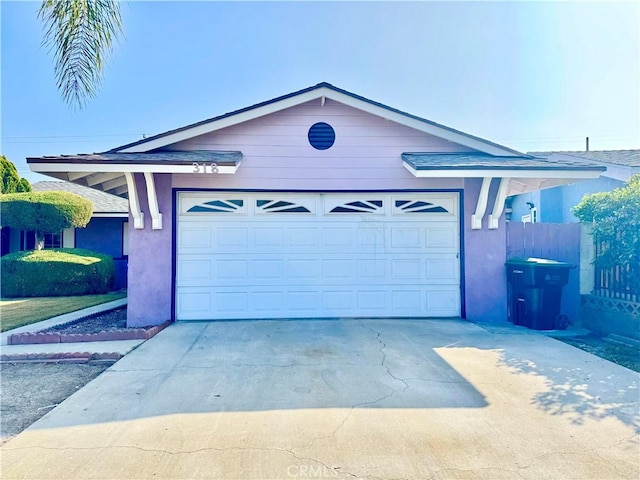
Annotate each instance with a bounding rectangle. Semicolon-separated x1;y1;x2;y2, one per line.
26;83;606;204
528;149;640;168
32;181;128;215
109;82;529;158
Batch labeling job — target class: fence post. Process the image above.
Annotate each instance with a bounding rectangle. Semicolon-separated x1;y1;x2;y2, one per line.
580;223;595;295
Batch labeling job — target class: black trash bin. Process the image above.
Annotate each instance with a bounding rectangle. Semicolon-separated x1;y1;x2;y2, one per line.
505;257;576;330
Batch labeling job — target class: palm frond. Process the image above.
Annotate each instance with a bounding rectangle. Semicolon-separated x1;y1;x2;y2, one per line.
39;0;123;109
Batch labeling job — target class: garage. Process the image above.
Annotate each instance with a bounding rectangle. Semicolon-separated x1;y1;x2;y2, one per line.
27;83;606;326
176;191;461;320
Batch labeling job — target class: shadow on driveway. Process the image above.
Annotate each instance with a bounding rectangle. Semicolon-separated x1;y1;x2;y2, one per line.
2;318;638;480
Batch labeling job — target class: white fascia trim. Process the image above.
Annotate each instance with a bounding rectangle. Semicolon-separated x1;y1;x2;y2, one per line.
118;89;331;152
602;164;636;183
488;177;510;229
325;90;522;157
91;212;128;218
471;177;492;230
124;173;144;229
118;86;521;156
403;162;603;179
144;172;162;230
30;162;240;175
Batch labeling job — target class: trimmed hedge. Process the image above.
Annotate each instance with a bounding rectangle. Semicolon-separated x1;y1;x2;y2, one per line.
0;191;92;232
1;248;115;297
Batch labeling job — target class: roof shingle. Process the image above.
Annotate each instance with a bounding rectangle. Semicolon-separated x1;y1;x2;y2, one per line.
528;150;640;168
32;181;128;214
402;153;605;171
28;150;242;165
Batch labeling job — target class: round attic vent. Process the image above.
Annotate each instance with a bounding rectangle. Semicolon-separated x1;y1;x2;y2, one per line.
308;122;335;150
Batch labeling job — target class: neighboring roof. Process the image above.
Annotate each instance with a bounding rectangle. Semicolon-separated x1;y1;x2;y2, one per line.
402;153;606;171
107;82;529;158
32;181;128;214
528;150;640;168
27;151;242;166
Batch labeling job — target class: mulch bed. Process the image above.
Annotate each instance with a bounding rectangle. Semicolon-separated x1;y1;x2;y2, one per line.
42;308;128;334
7;308;170;345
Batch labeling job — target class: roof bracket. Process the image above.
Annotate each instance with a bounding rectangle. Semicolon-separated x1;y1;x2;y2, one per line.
124;173;144;229
471;177;492;230
320;95;326;107
143;172;163;230
488;177;510;229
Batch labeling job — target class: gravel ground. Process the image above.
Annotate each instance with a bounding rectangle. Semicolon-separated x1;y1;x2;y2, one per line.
1;308;127;444
553;333;640;372
42;308;128;334
0;362;111;444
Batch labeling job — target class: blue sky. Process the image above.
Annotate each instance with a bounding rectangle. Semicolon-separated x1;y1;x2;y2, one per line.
2;1;639;182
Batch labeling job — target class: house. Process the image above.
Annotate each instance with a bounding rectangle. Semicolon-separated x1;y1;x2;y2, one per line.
1;181;129;289
26;83;604;326
509;150;639;223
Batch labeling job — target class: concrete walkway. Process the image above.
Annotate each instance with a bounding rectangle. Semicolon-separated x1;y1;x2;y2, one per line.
0;339;144;359
1;319;638;479
0;298;142;360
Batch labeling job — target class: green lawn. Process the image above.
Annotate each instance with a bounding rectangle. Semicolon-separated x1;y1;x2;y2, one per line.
0;292;127;332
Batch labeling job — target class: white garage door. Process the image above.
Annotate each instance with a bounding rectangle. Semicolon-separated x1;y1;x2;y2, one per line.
176;192;460;320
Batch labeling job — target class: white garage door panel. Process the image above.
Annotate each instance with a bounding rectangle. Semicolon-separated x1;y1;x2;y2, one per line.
176;285;460;319
177;253;458;287
176;192;460;320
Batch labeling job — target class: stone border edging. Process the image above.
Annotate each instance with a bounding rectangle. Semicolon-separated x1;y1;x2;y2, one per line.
0;351;122;363
1;297;128;345
8;320;171;345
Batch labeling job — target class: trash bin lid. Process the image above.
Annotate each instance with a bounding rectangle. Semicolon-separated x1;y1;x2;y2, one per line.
505;257;576;268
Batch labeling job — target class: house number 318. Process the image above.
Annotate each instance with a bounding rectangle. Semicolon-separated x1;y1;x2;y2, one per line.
192;162;219;174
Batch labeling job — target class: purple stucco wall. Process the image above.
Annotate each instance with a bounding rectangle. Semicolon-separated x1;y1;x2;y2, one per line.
126;173;173;327
125;102;513;325
463;178;507;322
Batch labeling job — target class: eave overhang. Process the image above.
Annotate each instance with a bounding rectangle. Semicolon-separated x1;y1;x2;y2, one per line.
27;151;243;231
27;150;242;196
27;150;242;174
402;152;606;230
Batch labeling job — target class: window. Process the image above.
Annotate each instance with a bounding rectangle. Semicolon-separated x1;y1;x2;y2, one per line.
44;232;62;248
21;231;62;250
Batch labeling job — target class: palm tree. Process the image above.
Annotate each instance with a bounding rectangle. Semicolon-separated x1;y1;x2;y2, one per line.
39;0;123;109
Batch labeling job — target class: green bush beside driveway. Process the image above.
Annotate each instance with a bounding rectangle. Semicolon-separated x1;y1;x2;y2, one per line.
1;249;114;297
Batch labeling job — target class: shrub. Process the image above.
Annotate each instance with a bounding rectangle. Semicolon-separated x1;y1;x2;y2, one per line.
1;156;32;194
1;248;114;297
0;191;92;249
573;175;640;295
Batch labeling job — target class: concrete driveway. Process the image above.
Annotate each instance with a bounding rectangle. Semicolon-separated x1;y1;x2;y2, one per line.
1;319;638;479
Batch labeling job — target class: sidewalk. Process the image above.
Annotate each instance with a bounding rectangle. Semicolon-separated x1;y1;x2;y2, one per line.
0;298;143;362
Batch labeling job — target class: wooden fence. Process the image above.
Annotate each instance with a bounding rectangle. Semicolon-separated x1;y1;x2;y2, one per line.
593;234;638;302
